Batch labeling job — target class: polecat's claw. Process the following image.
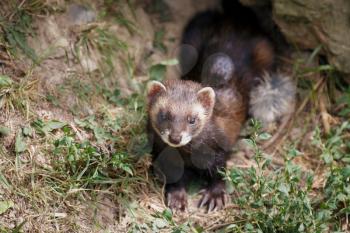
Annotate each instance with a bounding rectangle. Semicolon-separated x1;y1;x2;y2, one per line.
166;187;188;212
198;184;227;212
198;192;210;208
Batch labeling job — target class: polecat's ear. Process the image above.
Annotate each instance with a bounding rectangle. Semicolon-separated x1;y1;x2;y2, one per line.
147;81;166;103
197;87;215;111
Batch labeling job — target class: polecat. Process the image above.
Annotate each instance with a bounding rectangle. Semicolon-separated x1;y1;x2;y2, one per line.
147;79;246;211
147;0;295;212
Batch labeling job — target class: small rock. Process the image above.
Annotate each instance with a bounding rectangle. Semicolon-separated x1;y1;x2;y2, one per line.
67;4;96;25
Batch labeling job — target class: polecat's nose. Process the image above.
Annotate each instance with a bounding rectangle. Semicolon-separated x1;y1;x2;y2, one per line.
169;135;182;145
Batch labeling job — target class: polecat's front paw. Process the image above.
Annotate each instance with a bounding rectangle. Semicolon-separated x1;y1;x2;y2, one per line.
198;182;228;212
166;187;188;212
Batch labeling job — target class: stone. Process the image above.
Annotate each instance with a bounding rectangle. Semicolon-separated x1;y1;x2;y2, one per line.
239;0;350;76
272;0;350;74
67;4;96;25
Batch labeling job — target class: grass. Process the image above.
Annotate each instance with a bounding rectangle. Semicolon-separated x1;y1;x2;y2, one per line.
0;0;53;63
0;94;149;231
0;0;350;232
0;74;38;116
74;25;128;77
221;121;349;232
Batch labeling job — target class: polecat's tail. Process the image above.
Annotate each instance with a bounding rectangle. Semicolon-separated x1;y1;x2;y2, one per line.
249;72;296;126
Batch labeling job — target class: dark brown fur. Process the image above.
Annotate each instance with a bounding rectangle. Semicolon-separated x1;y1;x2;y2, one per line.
148;1;275;212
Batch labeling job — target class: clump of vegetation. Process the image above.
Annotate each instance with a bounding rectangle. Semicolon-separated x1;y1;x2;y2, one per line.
0;0;53;62
1;0;350;232
337;87;350;118
34;119;136;193
221;120;349;233
74;25;128;78
0;74;37;115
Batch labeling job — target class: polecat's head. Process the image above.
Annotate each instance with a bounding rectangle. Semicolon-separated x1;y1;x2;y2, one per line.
147;80;215;147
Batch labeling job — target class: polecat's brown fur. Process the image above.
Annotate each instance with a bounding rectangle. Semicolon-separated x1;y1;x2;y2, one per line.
147;0;292;212
147;79;246;211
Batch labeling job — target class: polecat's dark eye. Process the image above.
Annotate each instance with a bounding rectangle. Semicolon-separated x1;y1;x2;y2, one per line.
159;111;169;121
188;116;196;124
159;111;167;121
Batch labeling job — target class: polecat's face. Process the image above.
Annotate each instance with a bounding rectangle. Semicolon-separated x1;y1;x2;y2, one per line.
147;80;215;147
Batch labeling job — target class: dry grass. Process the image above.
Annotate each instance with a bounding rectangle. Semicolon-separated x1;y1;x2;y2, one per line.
0;0;349;232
